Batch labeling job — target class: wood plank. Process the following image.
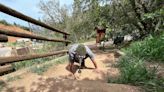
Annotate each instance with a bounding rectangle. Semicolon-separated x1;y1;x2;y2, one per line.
0;50;68;64
0;29;71;43
0;64;13;74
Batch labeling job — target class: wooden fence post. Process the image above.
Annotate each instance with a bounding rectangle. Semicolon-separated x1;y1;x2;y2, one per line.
63;34;68;46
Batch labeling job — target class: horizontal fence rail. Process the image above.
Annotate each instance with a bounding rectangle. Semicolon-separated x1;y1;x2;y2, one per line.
0;34;8;42
0;29;71;43
0;64;13;74
0;50;68;64
0;3;70;35
0;4;71;76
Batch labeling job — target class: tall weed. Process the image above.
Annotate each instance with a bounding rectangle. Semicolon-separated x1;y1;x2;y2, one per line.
123;33;164;62
110;33;164;92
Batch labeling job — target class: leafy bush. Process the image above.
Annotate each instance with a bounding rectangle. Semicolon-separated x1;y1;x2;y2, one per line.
117;56;156;84
118;56;158;85
122;33;164;62
109;33;164;92
111;56;164;92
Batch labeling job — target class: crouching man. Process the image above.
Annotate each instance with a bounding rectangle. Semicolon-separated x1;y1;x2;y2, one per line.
68;44;99;74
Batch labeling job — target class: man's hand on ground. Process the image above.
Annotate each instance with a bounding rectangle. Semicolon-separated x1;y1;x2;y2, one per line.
92;68;102;73
80;66;87;69
67;73;80;80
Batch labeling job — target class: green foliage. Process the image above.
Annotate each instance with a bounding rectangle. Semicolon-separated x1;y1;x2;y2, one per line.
0;20;11;26
114;56;164;92
6;76;21;82
0;20;30;31
5;42;17;47
13;55;68;75
29;55;68;75
117;56;156;84
12;57;52;70
142;9;163;20
110;33;164;92
30;64;51;75
39;0;163;41
12;42;66;70
123;33;164;62
0;81;5;92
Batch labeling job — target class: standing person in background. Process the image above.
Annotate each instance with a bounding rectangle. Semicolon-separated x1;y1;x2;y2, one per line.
94;26;106;45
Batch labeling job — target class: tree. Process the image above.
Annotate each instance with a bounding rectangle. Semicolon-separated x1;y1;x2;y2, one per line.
38;0;163;42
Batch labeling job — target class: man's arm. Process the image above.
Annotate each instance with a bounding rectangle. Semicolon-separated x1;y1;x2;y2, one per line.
91;59;102;73
68;52;75;74
91;59;98;69
85;46;98;69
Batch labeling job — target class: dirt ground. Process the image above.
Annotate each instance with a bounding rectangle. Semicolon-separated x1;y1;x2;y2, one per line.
1;50;143;92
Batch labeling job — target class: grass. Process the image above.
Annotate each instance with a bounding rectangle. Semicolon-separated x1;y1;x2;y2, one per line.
12;57;54;70
109;56;164;92
6;76;21;82
29;55;68;75
0;81;5;92
122;33;164;62
30;64;52;75
0;75;21;91
12;44;67;70
108;33;164;92
0;55;68;91
79;38;95;43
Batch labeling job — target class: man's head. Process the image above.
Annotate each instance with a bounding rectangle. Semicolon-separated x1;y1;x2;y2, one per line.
75;44;86;57
75;44;86;68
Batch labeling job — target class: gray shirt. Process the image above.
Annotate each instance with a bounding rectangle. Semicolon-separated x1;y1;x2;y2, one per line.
68;44;95;62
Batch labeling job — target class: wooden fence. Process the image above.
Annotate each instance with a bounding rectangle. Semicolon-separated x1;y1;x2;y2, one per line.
0;4;71;75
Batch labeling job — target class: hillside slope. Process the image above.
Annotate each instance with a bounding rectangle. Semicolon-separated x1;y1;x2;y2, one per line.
0;24;32;42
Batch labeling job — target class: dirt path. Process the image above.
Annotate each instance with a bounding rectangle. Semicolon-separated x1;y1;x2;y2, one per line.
43;50;119;82
1;50;142;92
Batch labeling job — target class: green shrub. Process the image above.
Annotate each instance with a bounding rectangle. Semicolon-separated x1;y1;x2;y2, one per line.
110;33;164;92
110;56;164;92
123;33;164;62
30;64;51;75
117;56;156;84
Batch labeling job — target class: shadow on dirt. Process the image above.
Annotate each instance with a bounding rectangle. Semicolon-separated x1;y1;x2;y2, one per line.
3;77;142;92
65;64;95;74
2;50;142;92
29;77;115;92
3;77;112;92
